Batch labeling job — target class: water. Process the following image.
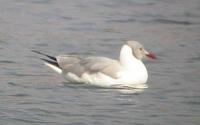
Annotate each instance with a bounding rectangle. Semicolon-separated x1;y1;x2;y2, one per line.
0;0;200;124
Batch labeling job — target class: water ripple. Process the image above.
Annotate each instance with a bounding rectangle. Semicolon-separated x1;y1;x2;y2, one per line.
7;82;30;88
0;60;16;64
9;93;30;97
8;117;56;124
108;17;198;25
152;18;197;25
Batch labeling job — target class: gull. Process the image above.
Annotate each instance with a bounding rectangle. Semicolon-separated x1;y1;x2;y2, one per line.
33;41;156;88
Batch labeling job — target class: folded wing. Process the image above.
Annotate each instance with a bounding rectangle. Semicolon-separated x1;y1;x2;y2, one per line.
57;56;121;79
32;50;121;79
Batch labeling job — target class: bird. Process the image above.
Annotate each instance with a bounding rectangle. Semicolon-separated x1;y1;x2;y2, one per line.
32;41;156;88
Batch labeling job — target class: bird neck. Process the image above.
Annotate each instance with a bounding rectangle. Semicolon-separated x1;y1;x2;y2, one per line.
119;45;143;68
119;44;148;84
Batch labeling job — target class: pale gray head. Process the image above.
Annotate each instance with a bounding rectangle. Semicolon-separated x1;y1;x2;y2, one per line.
126;41;156;60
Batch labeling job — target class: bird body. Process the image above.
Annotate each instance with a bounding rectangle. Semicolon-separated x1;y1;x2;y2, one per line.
33;41;155;88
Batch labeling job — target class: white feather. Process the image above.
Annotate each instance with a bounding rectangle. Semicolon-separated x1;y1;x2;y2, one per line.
44;62;62;74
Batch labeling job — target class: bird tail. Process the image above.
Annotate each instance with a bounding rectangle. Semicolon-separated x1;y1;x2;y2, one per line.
32;50;62;74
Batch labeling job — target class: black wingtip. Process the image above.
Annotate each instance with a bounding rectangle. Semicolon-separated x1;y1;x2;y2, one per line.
32;50;57;61
40;58;59;68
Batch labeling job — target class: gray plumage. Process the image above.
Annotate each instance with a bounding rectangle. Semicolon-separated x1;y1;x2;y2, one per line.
56;55;121;78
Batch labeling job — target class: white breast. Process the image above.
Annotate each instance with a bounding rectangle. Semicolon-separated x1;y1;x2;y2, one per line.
118;45;148;84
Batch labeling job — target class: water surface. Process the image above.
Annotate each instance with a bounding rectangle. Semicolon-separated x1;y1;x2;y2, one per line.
0;0;200;125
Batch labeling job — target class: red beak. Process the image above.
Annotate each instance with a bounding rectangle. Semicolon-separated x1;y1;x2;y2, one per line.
146;53;156;59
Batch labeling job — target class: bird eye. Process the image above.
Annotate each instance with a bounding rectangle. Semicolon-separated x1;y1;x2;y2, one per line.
139;48;143;51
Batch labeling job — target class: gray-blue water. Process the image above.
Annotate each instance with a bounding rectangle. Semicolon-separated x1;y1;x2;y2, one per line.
0;0;200;124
